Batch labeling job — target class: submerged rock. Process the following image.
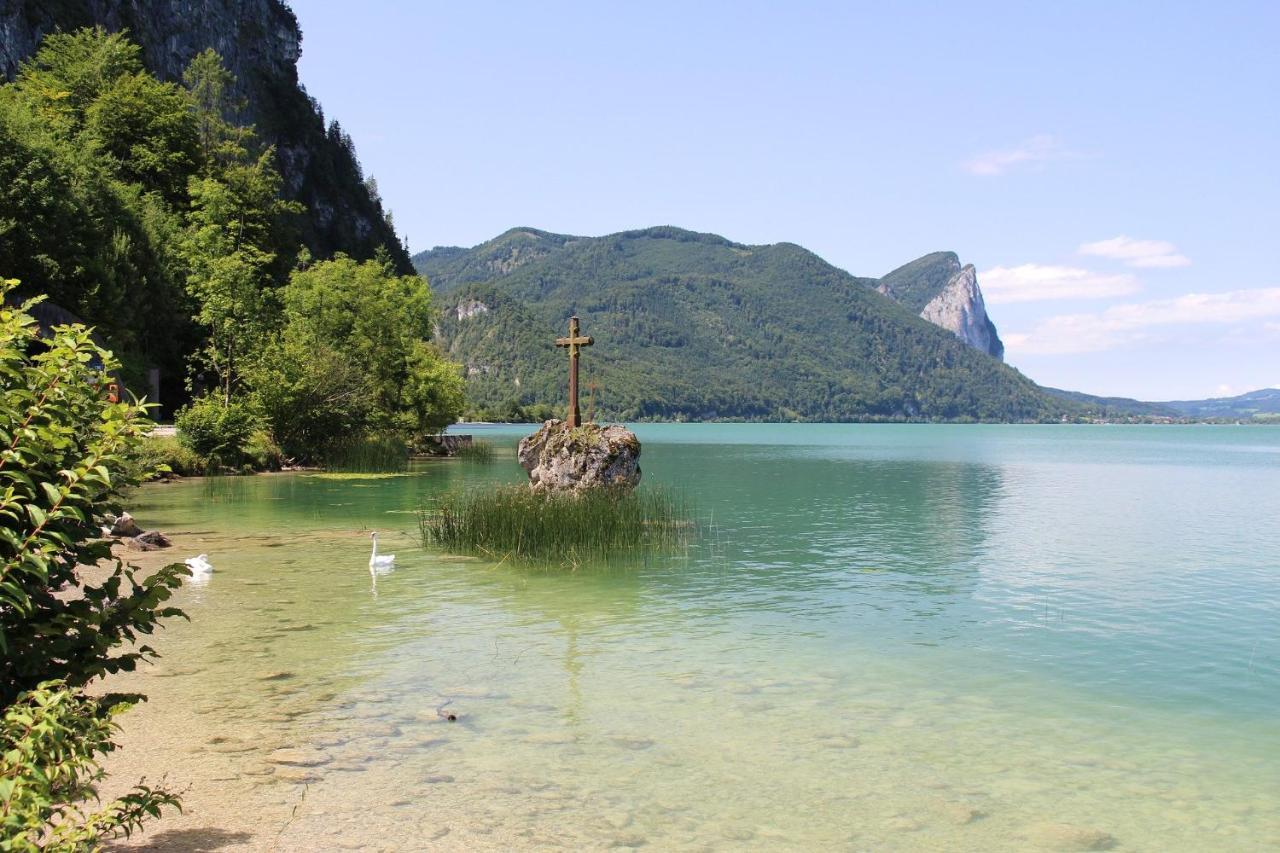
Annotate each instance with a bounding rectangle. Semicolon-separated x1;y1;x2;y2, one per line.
1025;822;1116;851
134;530;171;548
517;420;641;494
124;530;171;551
266;747;331;767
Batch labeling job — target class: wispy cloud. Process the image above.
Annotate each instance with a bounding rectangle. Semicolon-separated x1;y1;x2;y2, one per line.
979;264;1139;304
962;134;1066;177
1006;288;1280;355
1078;235;1191;268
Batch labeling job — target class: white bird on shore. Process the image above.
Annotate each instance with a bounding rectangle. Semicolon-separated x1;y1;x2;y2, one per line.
184;554;213;585
369;532;395;572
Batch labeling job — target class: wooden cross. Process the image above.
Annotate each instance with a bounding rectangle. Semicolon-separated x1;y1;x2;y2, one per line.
555;316;594;427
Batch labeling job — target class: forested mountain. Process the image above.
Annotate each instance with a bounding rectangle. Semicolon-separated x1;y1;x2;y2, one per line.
1;0;410;272
1041;387;1280;421
1161;388;1280;420
414;227;1075;422
1041;389;1181;419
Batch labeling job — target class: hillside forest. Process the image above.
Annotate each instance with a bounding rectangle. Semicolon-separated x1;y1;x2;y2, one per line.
0;28;464;467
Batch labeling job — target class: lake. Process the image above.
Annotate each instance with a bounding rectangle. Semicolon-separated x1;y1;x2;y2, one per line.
106;424;1280;851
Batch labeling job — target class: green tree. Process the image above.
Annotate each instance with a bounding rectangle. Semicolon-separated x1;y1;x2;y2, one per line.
84;71;199;202
9;27;143;134
179;150;296;403
0;27;200;387
247;334;373;462
253;255;464;452
182;48;251;170
0;281;185;846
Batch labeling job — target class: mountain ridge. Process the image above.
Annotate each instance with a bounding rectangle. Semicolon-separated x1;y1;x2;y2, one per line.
414;226;1071;422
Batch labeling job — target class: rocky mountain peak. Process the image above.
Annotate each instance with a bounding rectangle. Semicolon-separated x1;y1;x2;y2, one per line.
918;264;1004;360
875;252;1004;360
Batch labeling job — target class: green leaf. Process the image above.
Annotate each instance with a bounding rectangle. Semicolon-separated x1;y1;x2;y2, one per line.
40;481;63;505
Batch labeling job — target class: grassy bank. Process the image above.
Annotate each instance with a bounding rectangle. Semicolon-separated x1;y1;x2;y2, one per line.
419;485;691;566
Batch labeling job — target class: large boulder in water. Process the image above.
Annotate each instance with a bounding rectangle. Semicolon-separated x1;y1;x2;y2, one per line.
517;420;641;494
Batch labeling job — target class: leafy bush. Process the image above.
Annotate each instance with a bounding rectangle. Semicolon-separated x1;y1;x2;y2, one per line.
247;335;372;463
0;282;185;844
131;435;207;479
175;396;257;468
244;429;284;471
1;682;181;851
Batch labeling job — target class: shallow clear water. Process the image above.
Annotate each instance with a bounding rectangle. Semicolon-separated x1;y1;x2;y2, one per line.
105;425;1280;851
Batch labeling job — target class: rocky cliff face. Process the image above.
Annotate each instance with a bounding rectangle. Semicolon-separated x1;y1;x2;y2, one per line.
918;264;1004;360
877;252;1004;360
1;0;411;272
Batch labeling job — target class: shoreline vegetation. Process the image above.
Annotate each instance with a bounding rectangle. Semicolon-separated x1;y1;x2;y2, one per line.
3;27;467;487
0;283;185;847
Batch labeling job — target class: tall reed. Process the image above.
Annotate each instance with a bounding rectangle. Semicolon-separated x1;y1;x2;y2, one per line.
454;440;496;462
321;434;409;473
419;485;690;566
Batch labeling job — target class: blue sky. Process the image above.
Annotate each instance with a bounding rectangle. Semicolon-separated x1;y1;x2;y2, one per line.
290;0;1278;400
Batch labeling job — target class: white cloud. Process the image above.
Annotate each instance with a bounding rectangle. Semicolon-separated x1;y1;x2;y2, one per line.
978;264;1139;304
1078;235;1191;268
1006;288;1280;355
963;134;1065;177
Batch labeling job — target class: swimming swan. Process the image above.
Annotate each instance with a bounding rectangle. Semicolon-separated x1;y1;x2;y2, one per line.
369;532;396;571
184;554;213;583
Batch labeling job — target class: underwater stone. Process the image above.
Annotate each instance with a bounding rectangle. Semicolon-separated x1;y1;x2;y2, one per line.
1025;822;1116;851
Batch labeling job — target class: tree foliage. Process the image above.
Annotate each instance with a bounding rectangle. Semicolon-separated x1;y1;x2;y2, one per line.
251;255;465;461
0;27;464;460
0;280;184;845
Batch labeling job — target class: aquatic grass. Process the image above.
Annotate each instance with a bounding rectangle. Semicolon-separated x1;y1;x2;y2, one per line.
454;440;496;462
305;472;407;480
321;434;409;473
418;485;691;566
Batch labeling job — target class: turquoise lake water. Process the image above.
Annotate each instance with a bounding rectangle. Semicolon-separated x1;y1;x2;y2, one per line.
108;425;1279;851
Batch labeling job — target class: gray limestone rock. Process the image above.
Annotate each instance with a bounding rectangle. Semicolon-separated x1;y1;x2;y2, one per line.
517;420;641;494
109;512;143;537
919;264;1005;360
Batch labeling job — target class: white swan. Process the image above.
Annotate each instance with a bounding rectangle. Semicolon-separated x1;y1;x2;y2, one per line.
184;554;213;585
369;532;395;572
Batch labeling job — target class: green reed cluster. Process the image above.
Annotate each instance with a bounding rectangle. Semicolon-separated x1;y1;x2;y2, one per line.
321;434;410;472
418;485;690;566
454;440;496;462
